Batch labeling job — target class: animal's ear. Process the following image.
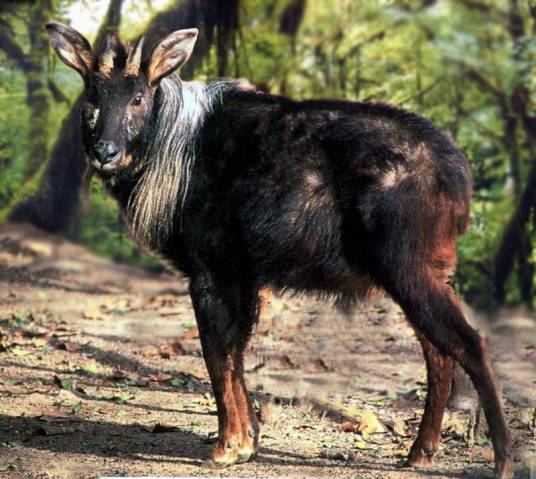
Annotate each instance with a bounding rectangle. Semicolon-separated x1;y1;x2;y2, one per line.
146;28;198;86
45;22;92;76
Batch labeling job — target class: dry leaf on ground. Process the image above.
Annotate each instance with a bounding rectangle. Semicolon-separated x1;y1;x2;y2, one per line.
56;341;81;352
148;372;172;382
82;309;107;321
159;341;185;358
358;410;387;435
182;327;199;340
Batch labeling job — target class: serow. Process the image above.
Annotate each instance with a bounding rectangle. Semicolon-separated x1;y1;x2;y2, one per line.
46;21;513;479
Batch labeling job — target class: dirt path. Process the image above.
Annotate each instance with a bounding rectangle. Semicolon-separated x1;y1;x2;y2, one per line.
0;224;534;479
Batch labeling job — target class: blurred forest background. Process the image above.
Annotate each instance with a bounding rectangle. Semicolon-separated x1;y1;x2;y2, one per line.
1;0;535;312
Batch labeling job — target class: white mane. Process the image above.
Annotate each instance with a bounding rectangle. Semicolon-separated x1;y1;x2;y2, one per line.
126;76;232;247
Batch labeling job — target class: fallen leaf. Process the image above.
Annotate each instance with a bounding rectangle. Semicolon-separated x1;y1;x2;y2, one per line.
470;445;494;463
140;345;159;357
341;421;359;433
182;327;199;340
142;423;178;433
159;341;185;358
38;407;71;422
82;309;107;321
56;341;81;352
100;299;131;316
443;410;468;436
148;372;172;382
384;418;408;437
343;404;361;419
357;410;386;435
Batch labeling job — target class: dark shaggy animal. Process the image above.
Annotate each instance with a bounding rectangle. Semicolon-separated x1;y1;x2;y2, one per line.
46;22;513;478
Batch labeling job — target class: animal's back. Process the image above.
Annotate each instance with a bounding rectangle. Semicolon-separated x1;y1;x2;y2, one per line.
197;91;472;295
214;90;471;223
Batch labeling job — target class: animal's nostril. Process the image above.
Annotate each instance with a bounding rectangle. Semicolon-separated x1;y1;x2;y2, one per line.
94;141;119;164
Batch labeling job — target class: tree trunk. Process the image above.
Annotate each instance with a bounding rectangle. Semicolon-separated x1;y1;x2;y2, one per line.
5;0;124;232
8;100;87;232
23;0;52;180
279;0;307;55
494;159;536;304
492;0;534;307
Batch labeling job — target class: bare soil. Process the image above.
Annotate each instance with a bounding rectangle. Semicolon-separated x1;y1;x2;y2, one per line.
0;223;534;479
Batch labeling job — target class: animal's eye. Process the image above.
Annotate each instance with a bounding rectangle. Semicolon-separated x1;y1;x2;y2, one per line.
132;95;143;106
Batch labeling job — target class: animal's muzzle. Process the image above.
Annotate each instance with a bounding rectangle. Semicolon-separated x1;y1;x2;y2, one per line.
93;140;120;165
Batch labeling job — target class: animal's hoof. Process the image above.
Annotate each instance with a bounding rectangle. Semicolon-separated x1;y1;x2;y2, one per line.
236;448;257;464
201;440;243;469
407;453;435;468
201;458;230;469
236;429;258;464
407;441;436;468
495;458;513;479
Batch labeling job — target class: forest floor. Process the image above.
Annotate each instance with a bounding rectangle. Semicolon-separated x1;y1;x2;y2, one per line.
0;223;535;479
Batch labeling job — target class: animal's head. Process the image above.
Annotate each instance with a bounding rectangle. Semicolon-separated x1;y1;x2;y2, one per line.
45;22;198;175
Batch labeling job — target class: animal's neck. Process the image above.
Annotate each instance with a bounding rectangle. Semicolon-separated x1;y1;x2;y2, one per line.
124;77;234;249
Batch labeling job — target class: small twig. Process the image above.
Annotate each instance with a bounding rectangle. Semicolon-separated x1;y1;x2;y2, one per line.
399;78;441;105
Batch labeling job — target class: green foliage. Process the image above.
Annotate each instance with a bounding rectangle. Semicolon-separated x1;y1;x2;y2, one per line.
0;69;30;207
454;197;515;310
79;181;159;269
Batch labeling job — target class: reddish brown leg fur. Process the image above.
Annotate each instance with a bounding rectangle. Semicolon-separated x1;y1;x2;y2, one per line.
408;332;454;467
190;277;259;468
454;335;513;479
387;276;513;479
232;349;260;463
198;342;243;468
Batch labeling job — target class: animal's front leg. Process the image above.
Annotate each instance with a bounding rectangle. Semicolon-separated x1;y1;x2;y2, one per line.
202;349;242;468
189;275;259;468
232;288;261;463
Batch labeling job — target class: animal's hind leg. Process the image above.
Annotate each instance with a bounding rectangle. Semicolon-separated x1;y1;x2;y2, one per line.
381;272;513;479
408;331;454;467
